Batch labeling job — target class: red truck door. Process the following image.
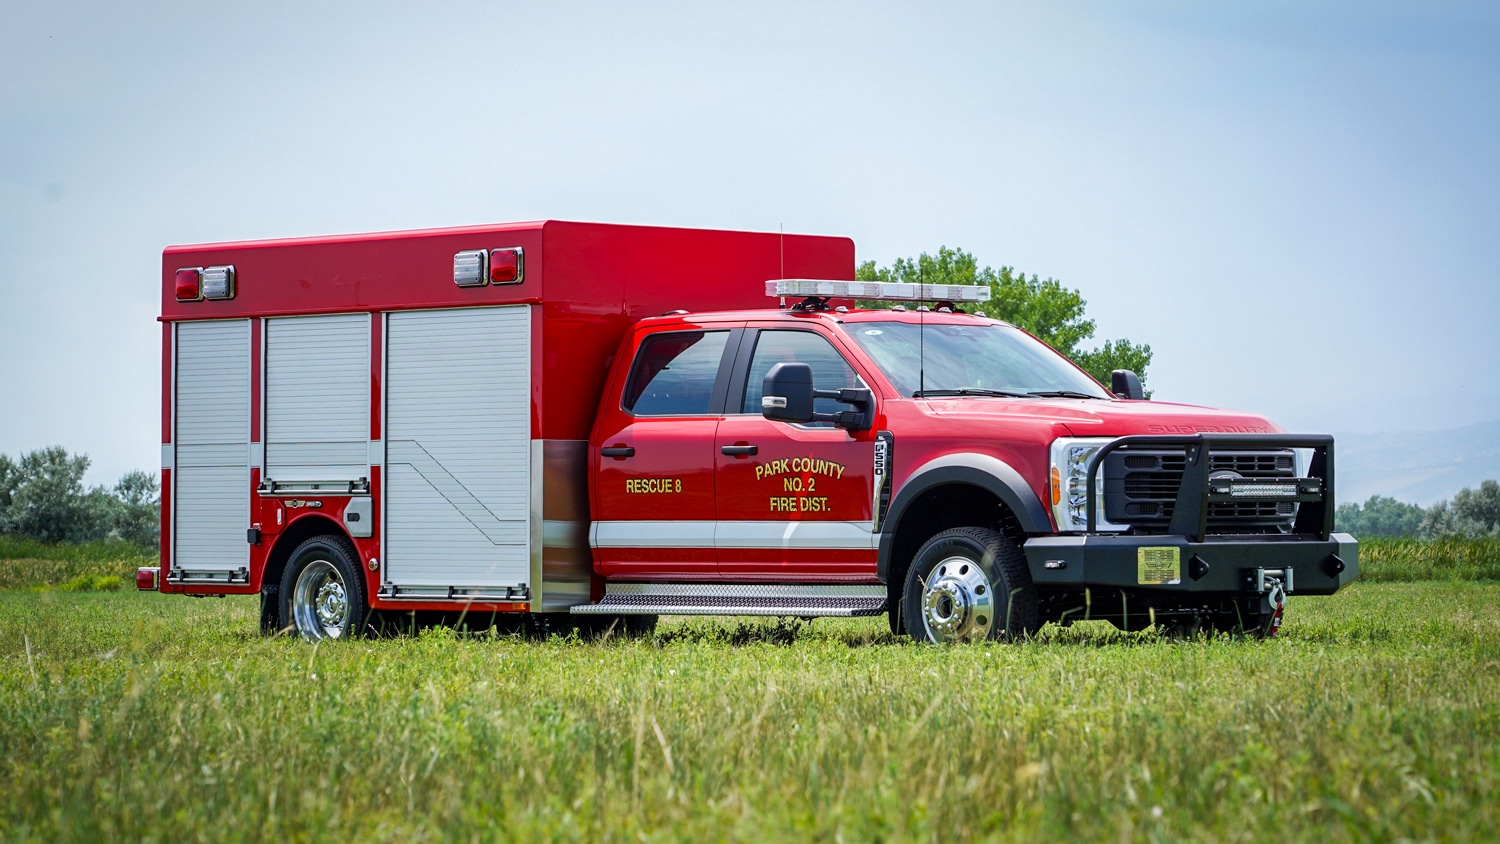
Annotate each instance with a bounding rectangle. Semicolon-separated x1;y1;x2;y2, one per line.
591;327;741;578
714;327;880;580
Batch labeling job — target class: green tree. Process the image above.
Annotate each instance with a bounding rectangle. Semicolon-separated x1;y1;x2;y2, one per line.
0;447;160;548
856;246;1152;388
1422;479;1500;538
111;470;161;548
1;446;95;542
1336;495;1427;537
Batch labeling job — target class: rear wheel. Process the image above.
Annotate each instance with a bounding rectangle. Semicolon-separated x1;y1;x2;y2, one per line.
902;527;1040;644
279;535;368;640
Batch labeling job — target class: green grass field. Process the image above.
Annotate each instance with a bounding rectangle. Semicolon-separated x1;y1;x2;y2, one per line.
1;580;1497;842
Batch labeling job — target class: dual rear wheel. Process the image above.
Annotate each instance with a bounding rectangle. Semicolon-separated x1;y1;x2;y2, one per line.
278;535;369;640
268;535;656;640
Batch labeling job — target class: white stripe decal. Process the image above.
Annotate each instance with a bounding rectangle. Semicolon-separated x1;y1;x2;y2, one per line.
593;521;717;548
717;520;879;550
591;520;878;550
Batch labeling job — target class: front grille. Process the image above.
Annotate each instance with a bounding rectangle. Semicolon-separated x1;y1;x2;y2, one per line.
1102;448;1298;534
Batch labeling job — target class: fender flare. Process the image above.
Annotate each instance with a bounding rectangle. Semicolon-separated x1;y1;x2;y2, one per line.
877;452;1052;583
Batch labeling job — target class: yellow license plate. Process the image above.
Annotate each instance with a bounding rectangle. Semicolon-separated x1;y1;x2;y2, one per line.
1137;547;1181;585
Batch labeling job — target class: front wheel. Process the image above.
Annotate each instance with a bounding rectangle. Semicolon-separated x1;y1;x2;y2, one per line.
280;535;369;640
902;527;1040;644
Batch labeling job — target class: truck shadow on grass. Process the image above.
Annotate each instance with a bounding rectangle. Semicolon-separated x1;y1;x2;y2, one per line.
254;606;1324;649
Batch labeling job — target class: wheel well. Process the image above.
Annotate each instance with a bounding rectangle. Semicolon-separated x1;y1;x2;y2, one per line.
261;515;349;594
885;483;1025;618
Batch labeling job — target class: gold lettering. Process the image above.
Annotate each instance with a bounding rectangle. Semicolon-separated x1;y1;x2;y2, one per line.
626;477;682;494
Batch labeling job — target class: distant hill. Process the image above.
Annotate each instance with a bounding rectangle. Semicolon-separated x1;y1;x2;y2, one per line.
1332;420;1500;506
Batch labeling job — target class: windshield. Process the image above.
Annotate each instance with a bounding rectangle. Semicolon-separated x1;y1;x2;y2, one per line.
846;320;1112;399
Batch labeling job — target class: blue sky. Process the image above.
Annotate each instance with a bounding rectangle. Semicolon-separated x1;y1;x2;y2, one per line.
2;1;1497;487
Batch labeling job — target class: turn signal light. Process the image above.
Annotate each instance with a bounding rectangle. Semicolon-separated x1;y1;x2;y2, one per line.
136;566;159;591
489;247;524;284
175;268;202;301
1050;467;1062;506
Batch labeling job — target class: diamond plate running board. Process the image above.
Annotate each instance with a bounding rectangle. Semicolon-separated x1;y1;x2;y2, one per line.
570;582;887;617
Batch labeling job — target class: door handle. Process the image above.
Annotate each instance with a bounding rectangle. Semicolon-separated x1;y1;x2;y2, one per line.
601;446;635;458
721;444;758;456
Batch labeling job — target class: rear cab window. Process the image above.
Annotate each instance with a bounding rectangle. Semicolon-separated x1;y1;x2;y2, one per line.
622;330;732;416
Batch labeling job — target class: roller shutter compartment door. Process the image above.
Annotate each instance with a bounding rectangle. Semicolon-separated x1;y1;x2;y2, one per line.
264;314;370;483
174;320;251;572
385;306;532;589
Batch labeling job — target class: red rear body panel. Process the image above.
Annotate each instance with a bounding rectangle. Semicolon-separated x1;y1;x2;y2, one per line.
159;221;854;603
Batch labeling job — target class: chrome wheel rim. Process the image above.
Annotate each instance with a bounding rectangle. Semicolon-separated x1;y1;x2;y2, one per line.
292;559;348;640
921;555;995;643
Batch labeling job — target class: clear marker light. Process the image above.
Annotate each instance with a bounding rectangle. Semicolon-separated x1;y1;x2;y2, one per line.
201;266;235;300
453;250;487;287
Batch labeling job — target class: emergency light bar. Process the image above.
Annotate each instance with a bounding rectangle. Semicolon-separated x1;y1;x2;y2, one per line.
765;279;991;303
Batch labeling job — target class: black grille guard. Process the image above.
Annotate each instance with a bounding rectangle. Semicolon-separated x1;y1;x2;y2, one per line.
1083;434;1335;542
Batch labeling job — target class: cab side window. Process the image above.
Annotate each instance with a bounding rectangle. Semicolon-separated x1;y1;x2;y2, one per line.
740;330;859;416
623;330;730;416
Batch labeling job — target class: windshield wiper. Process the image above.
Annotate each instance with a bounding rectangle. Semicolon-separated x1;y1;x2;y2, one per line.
912;388;1034;399
1025;390;1109;400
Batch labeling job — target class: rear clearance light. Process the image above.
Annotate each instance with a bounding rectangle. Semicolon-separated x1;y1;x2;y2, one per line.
453;250;487;287
175;268;202;301
766;278;991;303
136;566;159;591
489;247;524;284
454;248;526;287
175;266;236;301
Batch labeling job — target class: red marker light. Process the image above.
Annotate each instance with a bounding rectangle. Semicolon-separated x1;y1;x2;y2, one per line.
175;268;203;301
489;247;524;284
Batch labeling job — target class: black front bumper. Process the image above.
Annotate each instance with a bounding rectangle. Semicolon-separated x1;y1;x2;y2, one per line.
1022;532;1359;595
1027;432;1358;598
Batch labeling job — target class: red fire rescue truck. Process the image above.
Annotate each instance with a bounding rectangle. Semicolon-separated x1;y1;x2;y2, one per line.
145;220;1357;643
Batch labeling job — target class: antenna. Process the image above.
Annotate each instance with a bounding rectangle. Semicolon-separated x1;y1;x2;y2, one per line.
918;256;925;395
779;223;785;280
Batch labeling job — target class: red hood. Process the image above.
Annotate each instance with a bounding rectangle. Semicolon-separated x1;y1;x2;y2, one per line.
921;397;1283;437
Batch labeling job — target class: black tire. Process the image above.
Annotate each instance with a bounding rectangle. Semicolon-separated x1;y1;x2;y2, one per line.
279;535;369;640
259;584;281;635
902;527;1040;644
887;598;905;637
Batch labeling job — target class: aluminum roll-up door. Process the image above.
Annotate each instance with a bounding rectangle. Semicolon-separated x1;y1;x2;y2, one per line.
385;306;532;589
174;320;250;572
264;314;370;483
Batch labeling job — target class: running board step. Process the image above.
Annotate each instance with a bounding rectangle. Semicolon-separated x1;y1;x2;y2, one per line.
570;583;887;617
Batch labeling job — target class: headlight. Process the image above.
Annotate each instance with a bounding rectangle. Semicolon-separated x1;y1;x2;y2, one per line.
1048;437;1125;533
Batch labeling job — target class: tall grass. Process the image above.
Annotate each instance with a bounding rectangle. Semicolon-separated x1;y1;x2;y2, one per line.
0;538;148;592
1;584;1497;841
1357;536;1500;582
0;537;152;592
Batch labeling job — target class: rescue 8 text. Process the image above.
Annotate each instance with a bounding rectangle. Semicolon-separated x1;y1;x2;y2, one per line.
625;478;682;494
